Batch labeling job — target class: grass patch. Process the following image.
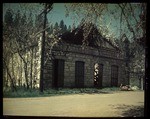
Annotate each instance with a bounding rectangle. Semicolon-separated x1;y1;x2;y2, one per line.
3;87;41;98
3;87;121;98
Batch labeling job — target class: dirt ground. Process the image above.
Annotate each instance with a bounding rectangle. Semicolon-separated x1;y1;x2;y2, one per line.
3;91;144;117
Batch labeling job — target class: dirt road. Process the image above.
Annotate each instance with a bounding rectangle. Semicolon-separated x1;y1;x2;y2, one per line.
3;91;144;117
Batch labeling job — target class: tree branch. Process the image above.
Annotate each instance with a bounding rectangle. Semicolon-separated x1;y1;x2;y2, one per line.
129;3;138;24
118;4;136;39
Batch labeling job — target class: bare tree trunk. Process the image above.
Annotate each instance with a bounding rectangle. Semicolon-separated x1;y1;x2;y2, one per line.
3;66;7;87
18;51;29;90
30;48;34;89
24;63;29;89
39;3;53;92
20;59;23;87
11;56;16;87
33;48;36;89
40;3;47;93
3;58;17;92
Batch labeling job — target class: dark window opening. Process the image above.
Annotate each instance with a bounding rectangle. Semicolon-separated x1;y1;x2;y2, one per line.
75;61;84;88
53;59;64;88
111;65;118;87
94;63;103;88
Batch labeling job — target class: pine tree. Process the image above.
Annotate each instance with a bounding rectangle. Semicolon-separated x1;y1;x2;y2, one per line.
21;12;27;26
14;10;21;28
35;14;43;32
68;25;71;31
28;12;33;28
59;20;64;32
48;24;53;34
72;23;76;30
4;8;14;27
54;22;59;30
64;25;67;32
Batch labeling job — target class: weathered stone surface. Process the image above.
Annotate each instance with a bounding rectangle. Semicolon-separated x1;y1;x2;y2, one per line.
43;42;126;89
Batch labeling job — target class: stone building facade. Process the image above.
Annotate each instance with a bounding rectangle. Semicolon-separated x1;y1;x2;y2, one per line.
42;24;127;89
42;41;127;89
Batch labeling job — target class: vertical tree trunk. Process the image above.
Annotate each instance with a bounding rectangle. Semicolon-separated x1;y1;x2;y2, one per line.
33;48;36;89
18;51;29;90
30;48;34;89
39;3;53;92
11;56;15;86
20;59;23;87
24;62;29;89
40;3;47;93
3;58;17;92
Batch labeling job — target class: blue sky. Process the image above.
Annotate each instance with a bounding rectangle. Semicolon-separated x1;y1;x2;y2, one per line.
3;3;117;36
3;3;143;40
48;3;76;27
3;3;115;28
3;3;77;27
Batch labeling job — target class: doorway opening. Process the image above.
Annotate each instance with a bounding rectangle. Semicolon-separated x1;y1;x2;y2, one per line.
75;61;84;88
94;63;103;88
111;65;118;87
53;59;64;89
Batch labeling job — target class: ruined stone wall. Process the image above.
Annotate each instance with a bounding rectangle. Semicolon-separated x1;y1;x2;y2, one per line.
43;42;126;89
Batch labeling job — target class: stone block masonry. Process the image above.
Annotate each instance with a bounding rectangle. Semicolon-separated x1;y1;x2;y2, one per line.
42;42;127;89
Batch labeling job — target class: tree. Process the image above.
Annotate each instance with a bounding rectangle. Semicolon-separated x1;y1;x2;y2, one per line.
59;20;64;33
3;8;17;91
3;7;41;91
68;25;71;31
58;20;68;33
39;3;53;93
115;33;145;88
65;3;146;46
4;8;14;27
54;22;59;30
3;3;54;92
48;24;53;34
28;13;34;29
64;24;67;32
21;12;27;26
117;3;146;46
35;14;44;32
14;10;22;27
65;3;146;68
65;3;107;44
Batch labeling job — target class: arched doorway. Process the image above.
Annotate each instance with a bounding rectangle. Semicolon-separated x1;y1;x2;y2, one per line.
94;63;103;88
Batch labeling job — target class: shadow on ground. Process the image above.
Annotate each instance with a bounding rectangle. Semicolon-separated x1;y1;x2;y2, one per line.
110;104;144;117
79;89;113;94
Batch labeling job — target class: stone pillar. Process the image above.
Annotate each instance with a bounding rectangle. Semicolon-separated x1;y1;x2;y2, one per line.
84;59;94;87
